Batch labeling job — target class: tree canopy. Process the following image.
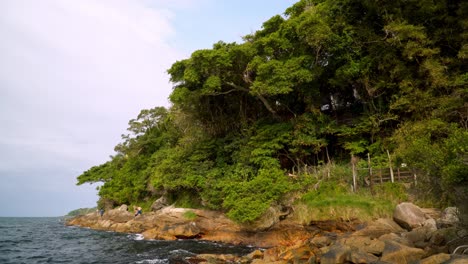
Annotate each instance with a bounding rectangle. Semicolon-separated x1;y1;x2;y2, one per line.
77;0;467;222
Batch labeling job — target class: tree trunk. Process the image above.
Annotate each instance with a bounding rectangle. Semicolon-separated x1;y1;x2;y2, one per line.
368;153;374;195
351;154;358;192
386;149;394;183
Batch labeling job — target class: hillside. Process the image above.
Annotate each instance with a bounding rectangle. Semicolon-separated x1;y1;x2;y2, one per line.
76;0;467;224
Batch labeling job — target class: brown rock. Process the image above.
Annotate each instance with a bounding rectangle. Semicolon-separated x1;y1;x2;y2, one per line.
310;235;332;248
347;250;379;264
338;236;385;255
241;205;282;231
320;244;351;264
403;225;435;248
246;249;263;260
379;233;414;247
419;253;451;264
354;218;405;238
163;222;201;239
380;240;425;264
444;255;468;264
393;202;427;231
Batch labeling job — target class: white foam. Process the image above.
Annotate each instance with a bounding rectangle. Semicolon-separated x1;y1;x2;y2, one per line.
135;258;168;264
127;233;144;241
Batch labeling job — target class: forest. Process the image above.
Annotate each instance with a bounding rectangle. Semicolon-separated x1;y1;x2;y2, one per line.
77;0;467;223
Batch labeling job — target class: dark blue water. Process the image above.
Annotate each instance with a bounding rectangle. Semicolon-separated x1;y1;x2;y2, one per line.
0;217;254;264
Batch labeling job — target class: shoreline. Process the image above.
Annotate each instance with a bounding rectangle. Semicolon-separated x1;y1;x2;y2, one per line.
66;203;468;263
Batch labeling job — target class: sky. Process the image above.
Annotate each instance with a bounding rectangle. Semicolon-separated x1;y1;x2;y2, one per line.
0;0;297;216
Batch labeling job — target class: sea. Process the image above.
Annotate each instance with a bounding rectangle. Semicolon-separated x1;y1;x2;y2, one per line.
0;217;255;264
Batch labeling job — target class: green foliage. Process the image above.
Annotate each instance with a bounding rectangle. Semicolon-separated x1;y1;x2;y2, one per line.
66;207;96;217
393;119;468;206
77;0;468;222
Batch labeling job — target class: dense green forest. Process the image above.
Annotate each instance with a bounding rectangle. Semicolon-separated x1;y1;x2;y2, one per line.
77;0;467;223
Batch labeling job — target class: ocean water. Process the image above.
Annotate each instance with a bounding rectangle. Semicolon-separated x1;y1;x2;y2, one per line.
0;217;254;264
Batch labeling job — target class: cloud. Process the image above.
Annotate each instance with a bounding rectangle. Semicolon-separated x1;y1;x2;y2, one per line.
0;0;180;170
0;0;184;215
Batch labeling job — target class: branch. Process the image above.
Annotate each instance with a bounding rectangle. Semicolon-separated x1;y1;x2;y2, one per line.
226;82;278;116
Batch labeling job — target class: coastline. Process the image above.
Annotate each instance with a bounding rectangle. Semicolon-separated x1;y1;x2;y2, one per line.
66;203;468;263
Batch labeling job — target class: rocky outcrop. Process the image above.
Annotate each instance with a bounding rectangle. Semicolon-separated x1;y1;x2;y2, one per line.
67;203;468;264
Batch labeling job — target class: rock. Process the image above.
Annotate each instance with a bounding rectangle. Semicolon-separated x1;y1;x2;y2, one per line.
337;236;385;256
279;244;316;263
379;233;414;247
241;205;282;231
163;222;201;239
422;218;438;232
403;225;435;248
380;240;425;264
151;196;168;212
320;244;351;264
419;253;451;264
347;250;379;264
103;207;134;223
354;218;405;238
438;207;460;228
393;202;427;230
117;204;128;211
246;249;264;260
310;235;332;248
445;255;468;264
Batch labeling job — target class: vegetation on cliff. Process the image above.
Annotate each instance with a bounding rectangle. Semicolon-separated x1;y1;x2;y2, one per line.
66;207;96;217
77;0;467;223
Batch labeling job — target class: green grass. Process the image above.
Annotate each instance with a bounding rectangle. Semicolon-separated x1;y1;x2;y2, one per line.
292;180;408;224
183;210;198;220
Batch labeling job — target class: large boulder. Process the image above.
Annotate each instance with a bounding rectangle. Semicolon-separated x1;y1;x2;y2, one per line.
163;222;201;239
353;218;405;238
105;205;134;223
437;207;460;228
151;196;168;212
393;202;427;230
241;205;282;231
337;236;385;256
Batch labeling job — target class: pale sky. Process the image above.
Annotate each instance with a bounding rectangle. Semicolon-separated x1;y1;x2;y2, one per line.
0;0;297;216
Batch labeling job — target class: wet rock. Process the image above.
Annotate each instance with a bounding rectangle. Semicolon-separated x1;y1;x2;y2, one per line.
394;202;427;231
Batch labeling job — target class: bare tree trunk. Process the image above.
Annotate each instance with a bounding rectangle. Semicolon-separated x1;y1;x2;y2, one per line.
368;153;374;195
351;154;358;192
386;149;394;183
326;147;331;179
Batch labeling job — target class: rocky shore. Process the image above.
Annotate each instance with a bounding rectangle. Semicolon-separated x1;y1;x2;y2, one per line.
66;202;468;263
